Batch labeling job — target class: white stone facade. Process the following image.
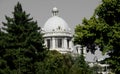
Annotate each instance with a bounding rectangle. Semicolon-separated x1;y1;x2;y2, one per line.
42;7;73;53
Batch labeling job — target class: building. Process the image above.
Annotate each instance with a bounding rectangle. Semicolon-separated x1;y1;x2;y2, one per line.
42;7;112;74
42;7;73;53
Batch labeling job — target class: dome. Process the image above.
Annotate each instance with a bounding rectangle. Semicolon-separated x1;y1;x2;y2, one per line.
43;7;73;54
43;16;70;32
43;7;71;33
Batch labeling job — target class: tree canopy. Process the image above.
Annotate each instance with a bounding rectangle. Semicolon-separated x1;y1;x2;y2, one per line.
0;2;47;74
74;0;120;73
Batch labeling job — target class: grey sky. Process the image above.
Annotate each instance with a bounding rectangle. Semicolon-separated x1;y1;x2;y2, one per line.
0;0;101;33
0;0;108;62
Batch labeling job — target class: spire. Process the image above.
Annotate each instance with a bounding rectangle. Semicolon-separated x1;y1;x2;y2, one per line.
52;7;59;16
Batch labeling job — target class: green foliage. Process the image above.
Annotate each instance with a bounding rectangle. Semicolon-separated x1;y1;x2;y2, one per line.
43;51;66;74
2;2;45;53
91;64;102;74
0;2;94;74
0;2;47;74
70;54;93;74
74;0;120;73
36;50;92;74
95;0;120;25
34;50;73;74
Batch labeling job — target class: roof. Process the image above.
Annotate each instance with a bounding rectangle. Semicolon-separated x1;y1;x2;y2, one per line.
43;7;71;33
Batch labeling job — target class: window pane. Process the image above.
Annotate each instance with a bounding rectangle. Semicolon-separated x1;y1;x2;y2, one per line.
67;39;69;48
47;39;51;49
58;39;62;48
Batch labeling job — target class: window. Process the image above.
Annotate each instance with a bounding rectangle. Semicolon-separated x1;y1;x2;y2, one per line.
67;39;69;48
58;39;62;48
55;38;62;48
47;39;51;49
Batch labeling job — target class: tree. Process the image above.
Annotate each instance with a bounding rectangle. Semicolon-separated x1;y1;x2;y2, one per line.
35;50;73;74
74;0;120;73
0;2;47;74
0;29;5;56
70;54;92;74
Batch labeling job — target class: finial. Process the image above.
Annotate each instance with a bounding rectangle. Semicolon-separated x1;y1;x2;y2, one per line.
52;7;59;16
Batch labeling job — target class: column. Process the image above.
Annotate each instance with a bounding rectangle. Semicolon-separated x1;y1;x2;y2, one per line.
83;47;87;56
44;39;47;47
62;39;64;48
64;37;67;49
52;37;55;49
69;39;73;50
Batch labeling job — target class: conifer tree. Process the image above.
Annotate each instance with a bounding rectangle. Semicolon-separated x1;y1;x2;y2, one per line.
0;2;47;73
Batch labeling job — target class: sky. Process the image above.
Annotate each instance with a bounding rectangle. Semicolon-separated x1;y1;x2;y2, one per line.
0;0;101;33
0;0;108;62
